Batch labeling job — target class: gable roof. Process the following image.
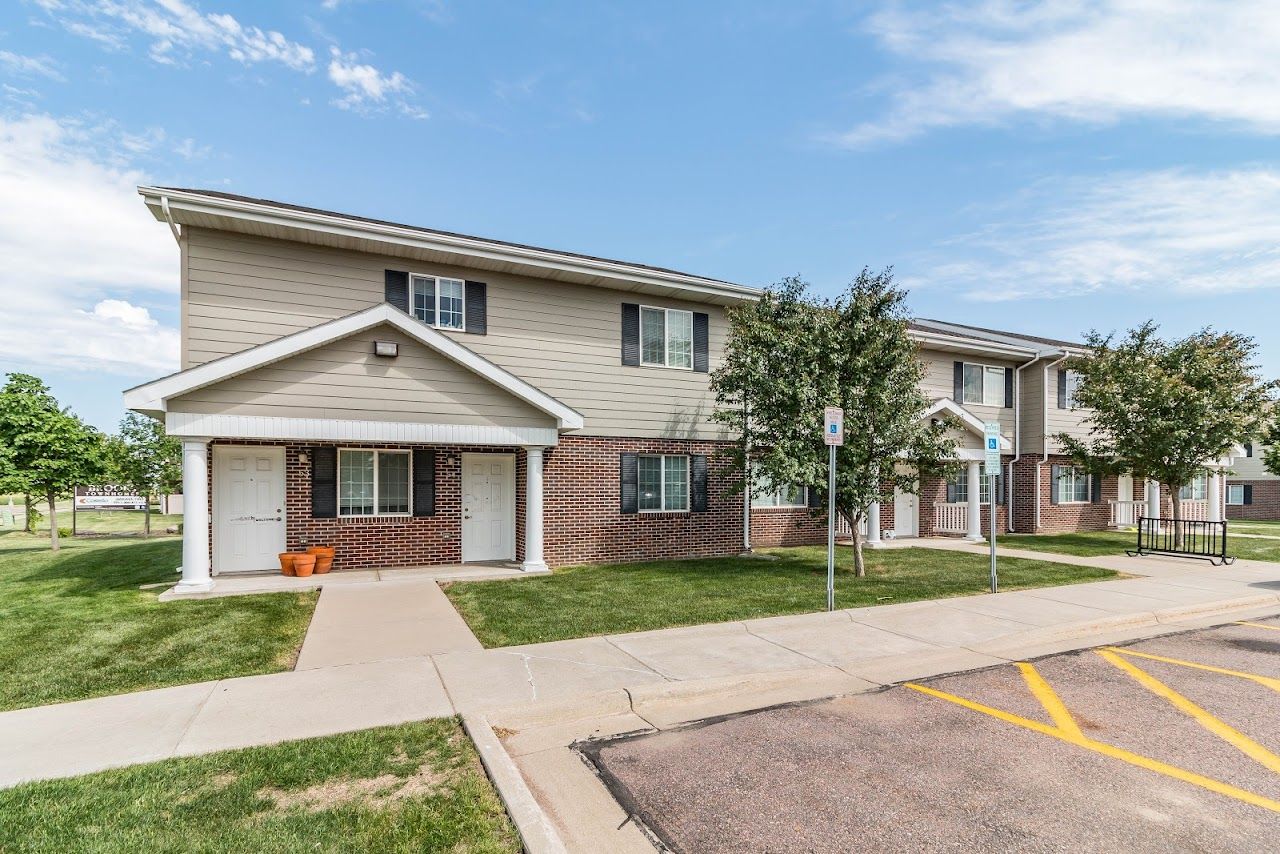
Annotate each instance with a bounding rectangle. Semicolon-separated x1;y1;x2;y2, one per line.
911;319;1086;353
923;398;1013;450
124;304;585;430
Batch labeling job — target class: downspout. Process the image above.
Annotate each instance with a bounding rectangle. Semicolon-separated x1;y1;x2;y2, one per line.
160;195;182;245
1007;352;1041;532
1037;352;1069;531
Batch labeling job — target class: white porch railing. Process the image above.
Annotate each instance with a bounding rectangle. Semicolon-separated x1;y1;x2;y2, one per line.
835;514;868;539
1109;500;1144;528
1179;500;1210;521
934;502;968;534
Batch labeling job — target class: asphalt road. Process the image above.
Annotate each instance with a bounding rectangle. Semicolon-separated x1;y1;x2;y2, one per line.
587;616;1280;853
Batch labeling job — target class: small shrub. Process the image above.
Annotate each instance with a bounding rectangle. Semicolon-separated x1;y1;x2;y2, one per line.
57;527;74;539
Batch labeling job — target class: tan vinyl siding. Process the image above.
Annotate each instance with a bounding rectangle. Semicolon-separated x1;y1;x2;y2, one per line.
1233;445;1276;480
918;349;1016;436
1044;364;1091;453
1018;362;1045;455
168;325;555;427
183;228;729;439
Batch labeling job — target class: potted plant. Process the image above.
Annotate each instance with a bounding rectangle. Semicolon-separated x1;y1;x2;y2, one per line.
278;553;297;576
293;553;317;578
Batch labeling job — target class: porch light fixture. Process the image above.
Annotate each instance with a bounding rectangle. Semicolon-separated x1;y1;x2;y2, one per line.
298;450;310;466
373;340;399;358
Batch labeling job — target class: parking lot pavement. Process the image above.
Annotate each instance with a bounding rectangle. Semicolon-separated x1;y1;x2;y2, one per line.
586;615;1280;853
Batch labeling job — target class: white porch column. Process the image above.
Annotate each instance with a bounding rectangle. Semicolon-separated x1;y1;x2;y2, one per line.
1208;470;1223;523
866;500;882;548
522;446;548;572
1146;478;1161;521
177;439;213;592
965;460;984;542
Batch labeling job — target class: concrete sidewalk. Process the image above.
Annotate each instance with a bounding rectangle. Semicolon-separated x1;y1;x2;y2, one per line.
3;549;1279;789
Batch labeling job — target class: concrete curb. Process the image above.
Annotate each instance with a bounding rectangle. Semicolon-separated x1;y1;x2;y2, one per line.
462;713;568;854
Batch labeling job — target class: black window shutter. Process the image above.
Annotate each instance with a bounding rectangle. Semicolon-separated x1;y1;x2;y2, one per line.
953;361;964;401
385;270;409;314
1057;370;1068;409
412;449;436;517
311;447;337;518
620;453;638;513
1244;485;1254;505
1090;473;1102;504
690;455;708;512
946;479;957;503
808;486;823;509
464;281;487;335
621;304;640;366
1004;367;1014;408
1050;465;1062;505
692;312;710;373
1245;443;1254;458
998;473;1006;506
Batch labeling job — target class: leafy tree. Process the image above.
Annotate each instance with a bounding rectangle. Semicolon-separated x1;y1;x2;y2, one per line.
1056;322;1275;540
1263;410;1280;478
0;373;105;550
712;270;956;577
107;413;182;537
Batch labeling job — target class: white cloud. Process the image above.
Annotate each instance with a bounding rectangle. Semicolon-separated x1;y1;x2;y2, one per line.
906;168;1280;301
37;0;315;71
327;46;420;114
835;0;1280;146
0;51;64;80
0;113;179;375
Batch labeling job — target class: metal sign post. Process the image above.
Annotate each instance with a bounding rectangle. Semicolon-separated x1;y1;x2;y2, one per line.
983;423;1002;594
824;407;844;611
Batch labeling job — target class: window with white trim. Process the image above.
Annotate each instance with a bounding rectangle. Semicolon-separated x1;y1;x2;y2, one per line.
1227;484;1245;505
1063;370;1084;408
411;274;465;330
947;470;1001;504
754;470;808;507
1054;466;1091;503
639;306;693;369
961;362;1006;407
638;454;689;511
1179;474;1208;501
339;449;411;516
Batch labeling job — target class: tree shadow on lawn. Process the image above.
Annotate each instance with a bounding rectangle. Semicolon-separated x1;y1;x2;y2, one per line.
9;537;183;597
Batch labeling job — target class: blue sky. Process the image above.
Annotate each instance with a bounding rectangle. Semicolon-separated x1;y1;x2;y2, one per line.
2;0;1278;431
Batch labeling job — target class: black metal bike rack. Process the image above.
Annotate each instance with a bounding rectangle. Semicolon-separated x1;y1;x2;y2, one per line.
1126;516;1235;566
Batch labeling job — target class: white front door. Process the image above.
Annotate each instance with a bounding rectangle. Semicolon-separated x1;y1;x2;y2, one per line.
1117;474;1133;504
462;453;515;562
214;446;286;574
894;488;918;538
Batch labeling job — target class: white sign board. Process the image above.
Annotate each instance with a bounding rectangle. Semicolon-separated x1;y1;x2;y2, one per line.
74;486;146;511
983;422;1002;470
823;407;844;446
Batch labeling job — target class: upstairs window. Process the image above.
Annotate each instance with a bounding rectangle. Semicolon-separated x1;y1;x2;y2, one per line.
962;363;1006;407
640;306;693;369
1063;370;1084;408
638;454;689;511
411;274;465;330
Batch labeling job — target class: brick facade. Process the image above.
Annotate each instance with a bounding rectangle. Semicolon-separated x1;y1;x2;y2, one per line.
749;507;825;548
1008;455;1116;533
1226;480;1280;521
917;467;1010;538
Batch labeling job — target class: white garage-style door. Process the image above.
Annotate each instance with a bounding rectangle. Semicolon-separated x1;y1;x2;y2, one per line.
461;453;516;563
213;446;286;574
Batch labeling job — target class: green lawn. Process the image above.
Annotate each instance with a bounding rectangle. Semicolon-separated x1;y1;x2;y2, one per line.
0;532;317;711
998;530;1280;562
0;495;180;536
0;719;518;853
1231;520;1280;537
443;545;1116;648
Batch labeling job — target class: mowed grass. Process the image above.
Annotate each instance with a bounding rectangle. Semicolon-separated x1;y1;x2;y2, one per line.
0;719;519;854
0;496;180;536
0;532;317;711
443;545;1116;647
998;530;1280;562
1231;520;1280;537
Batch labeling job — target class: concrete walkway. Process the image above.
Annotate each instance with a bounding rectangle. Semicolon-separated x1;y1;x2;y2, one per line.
3;547;1280;789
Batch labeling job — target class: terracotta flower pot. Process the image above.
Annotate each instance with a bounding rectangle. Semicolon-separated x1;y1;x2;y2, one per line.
293;554;316;578
308;546;335;574
279;553;297;576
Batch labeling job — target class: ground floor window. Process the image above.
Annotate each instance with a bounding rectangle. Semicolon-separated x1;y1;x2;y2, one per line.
1227;484;1246;505
1179;474;1208;501
946;470;1001;504
639;454;689;512
339;449;411;516
754;469;808;507
1054;466;1091;504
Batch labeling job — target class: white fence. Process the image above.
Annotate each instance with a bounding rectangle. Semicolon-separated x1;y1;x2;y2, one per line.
835;514;868;540
934;502;968;534
1110;499;1209;527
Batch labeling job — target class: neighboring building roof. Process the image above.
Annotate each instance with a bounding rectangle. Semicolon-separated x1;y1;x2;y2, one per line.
139;186;760;305
124;303;586;431
911;318;1086;352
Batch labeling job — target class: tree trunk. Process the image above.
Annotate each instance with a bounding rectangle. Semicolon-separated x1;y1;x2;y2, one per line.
849;510;866;578
1170;488;1183;550
47;491;59;552
144;496;152;538
24;493;35;534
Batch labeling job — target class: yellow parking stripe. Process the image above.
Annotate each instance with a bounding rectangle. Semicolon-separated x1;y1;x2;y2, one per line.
1102;647;1280;692
1236;621;1280;633
1097;650;1280;775
906;676;1280;814
1017;662;1083;740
